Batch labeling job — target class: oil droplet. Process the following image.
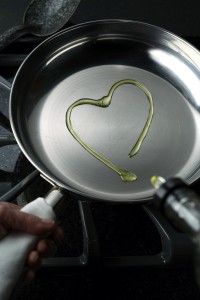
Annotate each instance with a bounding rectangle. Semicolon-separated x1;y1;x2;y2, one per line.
66;79;154;182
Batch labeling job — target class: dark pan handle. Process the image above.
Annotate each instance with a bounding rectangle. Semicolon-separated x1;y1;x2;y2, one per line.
0;133;16;146
0;75;11;128
0;75;14;139
0;170;40;203
0;75;11;90
0;25;30;51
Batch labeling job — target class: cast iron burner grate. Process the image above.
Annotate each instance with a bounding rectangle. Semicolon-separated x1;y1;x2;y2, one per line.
0;33;200;299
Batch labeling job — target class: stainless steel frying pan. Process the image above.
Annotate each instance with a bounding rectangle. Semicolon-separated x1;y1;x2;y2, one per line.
1;19;200;299
10;19;200;203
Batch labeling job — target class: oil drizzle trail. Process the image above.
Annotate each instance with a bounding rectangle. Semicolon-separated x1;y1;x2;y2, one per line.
66;79;154;182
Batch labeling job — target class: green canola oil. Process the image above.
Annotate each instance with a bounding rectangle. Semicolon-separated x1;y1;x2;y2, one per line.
66;79;154;182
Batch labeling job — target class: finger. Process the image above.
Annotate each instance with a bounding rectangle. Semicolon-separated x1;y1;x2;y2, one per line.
36;240;57;257
0;224;8;239
0;206;55;235
22;269;35;286
26;250;41;271
50;226;64;241
0;202;20;210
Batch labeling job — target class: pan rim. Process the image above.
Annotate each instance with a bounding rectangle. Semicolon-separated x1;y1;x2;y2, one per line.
9;19;200;203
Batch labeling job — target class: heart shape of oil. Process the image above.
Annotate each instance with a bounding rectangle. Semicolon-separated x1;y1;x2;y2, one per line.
66;79;153;182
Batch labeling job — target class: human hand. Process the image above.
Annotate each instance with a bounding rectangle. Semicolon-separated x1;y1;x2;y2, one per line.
0;201;64;285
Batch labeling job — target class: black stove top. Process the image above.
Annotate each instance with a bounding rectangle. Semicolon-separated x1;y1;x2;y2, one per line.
1;0;200;299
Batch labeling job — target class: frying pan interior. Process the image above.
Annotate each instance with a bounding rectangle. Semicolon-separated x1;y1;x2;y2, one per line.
10;20;200;202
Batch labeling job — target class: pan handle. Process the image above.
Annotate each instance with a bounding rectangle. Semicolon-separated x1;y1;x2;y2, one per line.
0;25;31;51
0;188;64;300
0;75;12;90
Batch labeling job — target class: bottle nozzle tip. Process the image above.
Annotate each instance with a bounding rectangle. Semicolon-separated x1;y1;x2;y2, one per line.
151;176;166;189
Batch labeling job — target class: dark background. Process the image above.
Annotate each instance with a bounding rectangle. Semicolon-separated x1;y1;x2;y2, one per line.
0;0;200;37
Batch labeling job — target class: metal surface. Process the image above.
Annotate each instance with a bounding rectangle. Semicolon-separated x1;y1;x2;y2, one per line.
9;20;200;203
0;0;81;49
23;0;81;36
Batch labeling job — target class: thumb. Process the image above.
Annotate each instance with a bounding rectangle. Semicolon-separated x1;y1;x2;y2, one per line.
0;206;55;236
0;224;8;239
